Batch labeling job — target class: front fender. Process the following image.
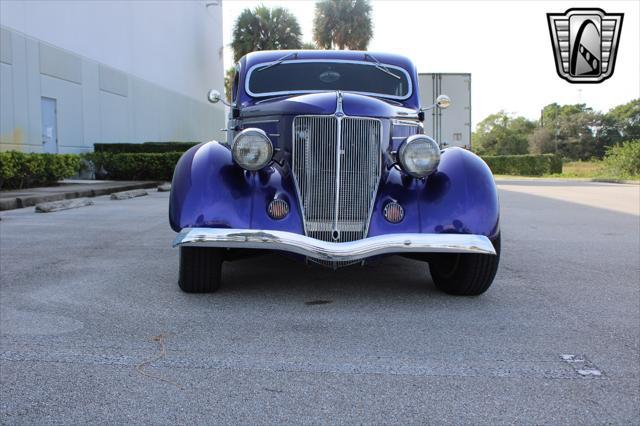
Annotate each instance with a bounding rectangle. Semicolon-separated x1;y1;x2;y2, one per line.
169;141;304;234
368;147;500;239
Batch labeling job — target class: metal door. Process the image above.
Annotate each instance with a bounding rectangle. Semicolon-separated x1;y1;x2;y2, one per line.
41;97;58;153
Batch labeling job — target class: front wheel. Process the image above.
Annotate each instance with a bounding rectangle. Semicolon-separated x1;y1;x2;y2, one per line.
179;247;223;293
429;234;501;296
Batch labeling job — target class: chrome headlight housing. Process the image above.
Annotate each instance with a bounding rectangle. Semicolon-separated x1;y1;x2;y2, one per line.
232;128;274;171
398;135;440;178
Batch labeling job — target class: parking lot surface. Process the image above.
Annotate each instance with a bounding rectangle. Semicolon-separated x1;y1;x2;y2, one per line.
1;180;638;424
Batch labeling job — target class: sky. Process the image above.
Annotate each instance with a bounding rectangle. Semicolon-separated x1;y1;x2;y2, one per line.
222;0;640;127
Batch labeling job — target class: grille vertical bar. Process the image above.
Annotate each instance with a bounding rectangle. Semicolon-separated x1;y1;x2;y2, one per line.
292;115;381;244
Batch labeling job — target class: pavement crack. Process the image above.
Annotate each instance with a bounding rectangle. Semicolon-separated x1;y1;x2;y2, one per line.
135;333;184;390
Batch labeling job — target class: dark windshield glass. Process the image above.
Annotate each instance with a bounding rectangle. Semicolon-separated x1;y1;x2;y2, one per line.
247;61;411;99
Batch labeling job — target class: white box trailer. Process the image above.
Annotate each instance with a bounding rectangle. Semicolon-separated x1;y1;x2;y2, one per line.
418;73;471;149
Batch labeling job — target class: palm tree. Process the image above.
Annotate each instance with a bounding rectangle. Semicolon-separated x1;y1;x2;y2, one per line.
313;0;373;50
231;5;303;63
224;67;235;103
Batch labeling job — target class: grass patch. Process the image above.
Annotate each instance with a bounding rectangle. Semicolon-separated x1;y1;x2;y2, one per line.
552;161;605;178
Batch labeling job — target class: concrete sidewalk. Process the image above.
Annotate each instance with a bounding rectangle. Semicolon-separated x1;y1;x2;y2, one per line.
0;180;162;211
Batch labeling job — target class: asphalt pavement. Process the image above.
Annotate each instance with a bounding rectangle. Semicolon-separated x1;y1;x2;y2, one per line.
1;180;638;424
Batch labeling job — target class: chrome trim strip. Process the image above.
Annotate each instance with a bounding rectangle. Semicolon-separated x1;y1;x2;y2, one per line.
241;119;280;125
391;119;420;126
173;228;497;261
333;93;343;239
245;59;413;100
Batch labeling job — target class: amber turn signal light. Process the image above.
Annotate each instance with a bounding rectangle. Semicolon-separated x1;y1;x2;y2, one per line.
383;201;404;223
268;199;289;220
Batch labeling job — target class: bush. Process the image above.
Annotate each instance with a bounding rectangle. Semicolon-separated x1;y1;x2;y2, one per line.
602;140;640;178
84;152;182;181
0;151;81;189
482;154;563;176
94;142;200;154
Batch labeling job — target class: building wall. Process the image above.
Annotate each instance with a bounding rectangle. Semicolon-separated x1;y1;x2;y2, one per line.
0;1;225;154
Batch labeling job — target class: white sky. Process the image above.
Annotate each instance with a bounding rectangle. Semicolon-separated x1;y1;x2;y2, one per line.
222;0;640;127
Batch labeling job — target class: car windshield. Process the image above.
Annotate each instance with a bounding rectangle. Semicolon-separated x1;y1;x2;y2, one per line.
246;60;411;99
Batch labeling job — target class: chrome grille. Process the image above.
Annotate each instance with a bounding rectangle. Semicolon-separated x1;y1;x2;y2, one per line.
292;115;381;245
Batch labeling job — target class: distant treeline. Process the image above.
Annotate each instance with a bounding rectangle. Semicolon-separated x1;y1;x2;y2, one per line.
472;99;639;160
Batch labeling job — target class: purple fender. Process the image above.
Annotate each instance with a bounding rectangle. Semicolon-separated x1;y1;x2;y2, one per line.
170;144;499;242
169;141;304;234
368;147;500;240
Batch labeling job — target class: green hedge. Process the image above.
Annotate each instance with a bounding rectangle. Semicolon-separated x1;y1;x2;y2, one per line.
0;150;565;190
0;151;81;189
84;152;182;181
94;141;200;154
482;154;563;176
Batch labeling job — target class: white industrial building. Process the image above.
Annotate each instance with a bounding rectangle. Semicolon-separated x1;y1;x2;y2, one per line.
0;0;225;154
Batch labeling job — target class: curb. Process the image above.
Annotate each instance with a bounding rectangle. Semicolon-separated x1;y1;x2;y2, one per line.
0;181;162;211
494;176;640;185
590;178;640;185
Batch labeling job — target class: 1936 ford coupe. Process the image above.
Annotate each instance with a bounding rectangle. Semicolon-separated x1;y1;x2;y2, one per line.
170;50;500;295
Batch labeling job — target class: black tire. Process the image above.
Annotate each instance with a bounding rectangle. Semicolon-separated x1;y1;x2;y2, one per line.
429;234;501;296
178;247;223;293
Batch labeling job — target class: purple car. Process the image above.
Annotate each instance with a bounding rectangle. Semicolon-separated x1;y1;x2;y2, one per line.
170;50;500;295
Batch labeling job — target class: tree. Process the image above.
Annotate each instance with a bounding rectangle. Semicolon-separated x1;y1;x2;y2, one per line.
231;5;303;63
602;99;640;143
313;0;373;50
540;103;601;160
224;67;235;103
472;112;535;156
528;127;556;154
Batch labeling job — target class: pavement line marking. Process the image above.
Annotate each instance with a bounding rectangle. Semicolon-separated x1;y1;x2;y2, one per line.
0;349;612;380
560;354;604;377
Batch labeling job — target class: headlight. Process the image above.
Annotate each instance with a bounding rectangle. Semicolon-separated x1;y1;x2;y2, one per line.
232;128;274;171
398;135;440;178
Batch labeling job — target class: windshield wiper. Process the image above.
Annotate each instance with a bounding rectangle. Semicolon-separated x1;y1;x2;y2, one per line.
364;53;401;80
257;52;298;72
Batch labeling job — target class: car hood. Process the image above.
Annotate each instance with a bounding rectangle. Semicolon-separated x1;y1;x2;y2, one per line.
240;92;417;119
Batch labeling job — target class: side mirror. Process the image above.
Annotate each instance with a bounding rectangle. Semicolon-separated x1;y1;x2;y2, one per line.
436;94;451;109
420;94;452;112
207;89;222;104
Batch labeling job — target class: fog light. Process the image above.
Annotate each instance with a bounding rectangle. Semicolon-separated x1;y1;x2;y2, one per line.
383;201;404;223
268;199;289;220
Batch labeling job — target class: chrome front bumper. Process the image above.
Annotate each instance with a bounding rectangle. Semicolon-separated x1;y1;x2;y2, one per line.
173;228;496;262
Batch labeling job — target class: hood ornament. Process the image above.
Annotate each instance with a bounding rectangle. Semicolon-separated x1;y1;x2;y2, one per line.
335;91;345;117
